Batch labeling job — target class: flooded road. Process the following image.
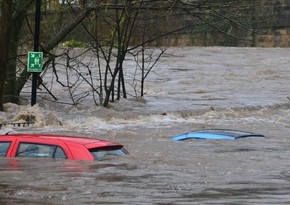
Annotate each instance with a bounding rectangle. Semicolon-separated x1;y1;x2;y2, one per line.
1;47;290;204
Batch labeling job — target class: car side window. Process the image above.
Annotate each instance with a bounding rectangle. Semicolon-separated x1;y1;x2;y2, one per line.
16;143;67;159
0;142;11;157
54;146;67;159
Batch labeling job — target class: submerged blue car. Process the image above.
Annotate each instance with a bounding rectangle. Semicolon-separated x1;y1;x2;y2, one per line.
171;129;264;141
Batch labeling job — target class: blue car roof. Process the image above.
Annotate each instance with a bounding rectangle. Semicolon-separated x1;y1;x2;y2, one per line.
171;129;264;141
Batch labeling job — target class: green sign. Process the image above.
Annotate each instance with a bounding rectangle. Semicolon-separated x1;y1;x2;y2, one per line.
27;51;43;72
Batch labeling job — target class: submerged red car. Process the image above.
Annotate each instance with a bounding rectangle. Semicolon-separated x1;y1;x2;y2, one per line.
0;133;128;161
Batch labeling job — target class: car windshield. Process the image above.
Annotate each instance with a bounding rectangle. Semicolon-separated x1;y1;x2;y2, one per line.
89;146;128;161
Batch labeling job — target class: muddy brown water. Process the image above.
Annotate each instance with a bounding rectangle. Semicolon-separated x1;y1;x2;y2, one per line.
1;47;290;204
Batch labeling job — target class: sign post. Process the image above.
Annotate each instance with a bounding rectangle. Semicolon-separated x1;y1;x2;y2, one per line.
29;0;41;106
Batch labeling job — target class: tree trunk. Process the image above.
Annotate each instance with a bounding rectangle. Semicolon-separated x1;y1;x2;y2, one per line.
0;0;13;111
5;2;26;104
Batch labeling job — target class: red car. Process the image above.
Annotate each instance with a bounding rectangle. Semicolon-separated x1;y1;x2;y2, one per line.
0;133;128;161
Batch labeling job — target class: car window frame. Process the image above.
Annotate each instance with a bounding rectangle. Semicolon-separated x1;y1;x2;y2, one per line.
11;136;73;159
16;142;67;159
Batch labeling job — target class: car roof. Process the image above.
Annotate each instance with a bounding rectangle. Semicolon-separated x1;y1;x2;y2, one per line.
0;133;122;148
171;129;265;141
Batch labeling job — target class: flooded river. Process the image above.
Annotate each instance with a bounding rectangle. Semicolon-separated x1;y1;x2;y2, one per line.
1;47;290;204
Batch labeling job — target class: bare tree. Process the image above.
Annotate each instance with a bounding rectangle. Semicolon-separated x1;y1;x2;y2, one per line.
0;0;97;110
0;0;283;110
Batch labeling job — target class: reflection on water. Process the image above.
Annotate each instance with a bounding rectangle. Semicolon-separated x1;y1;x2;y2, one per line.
2;47;290;204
